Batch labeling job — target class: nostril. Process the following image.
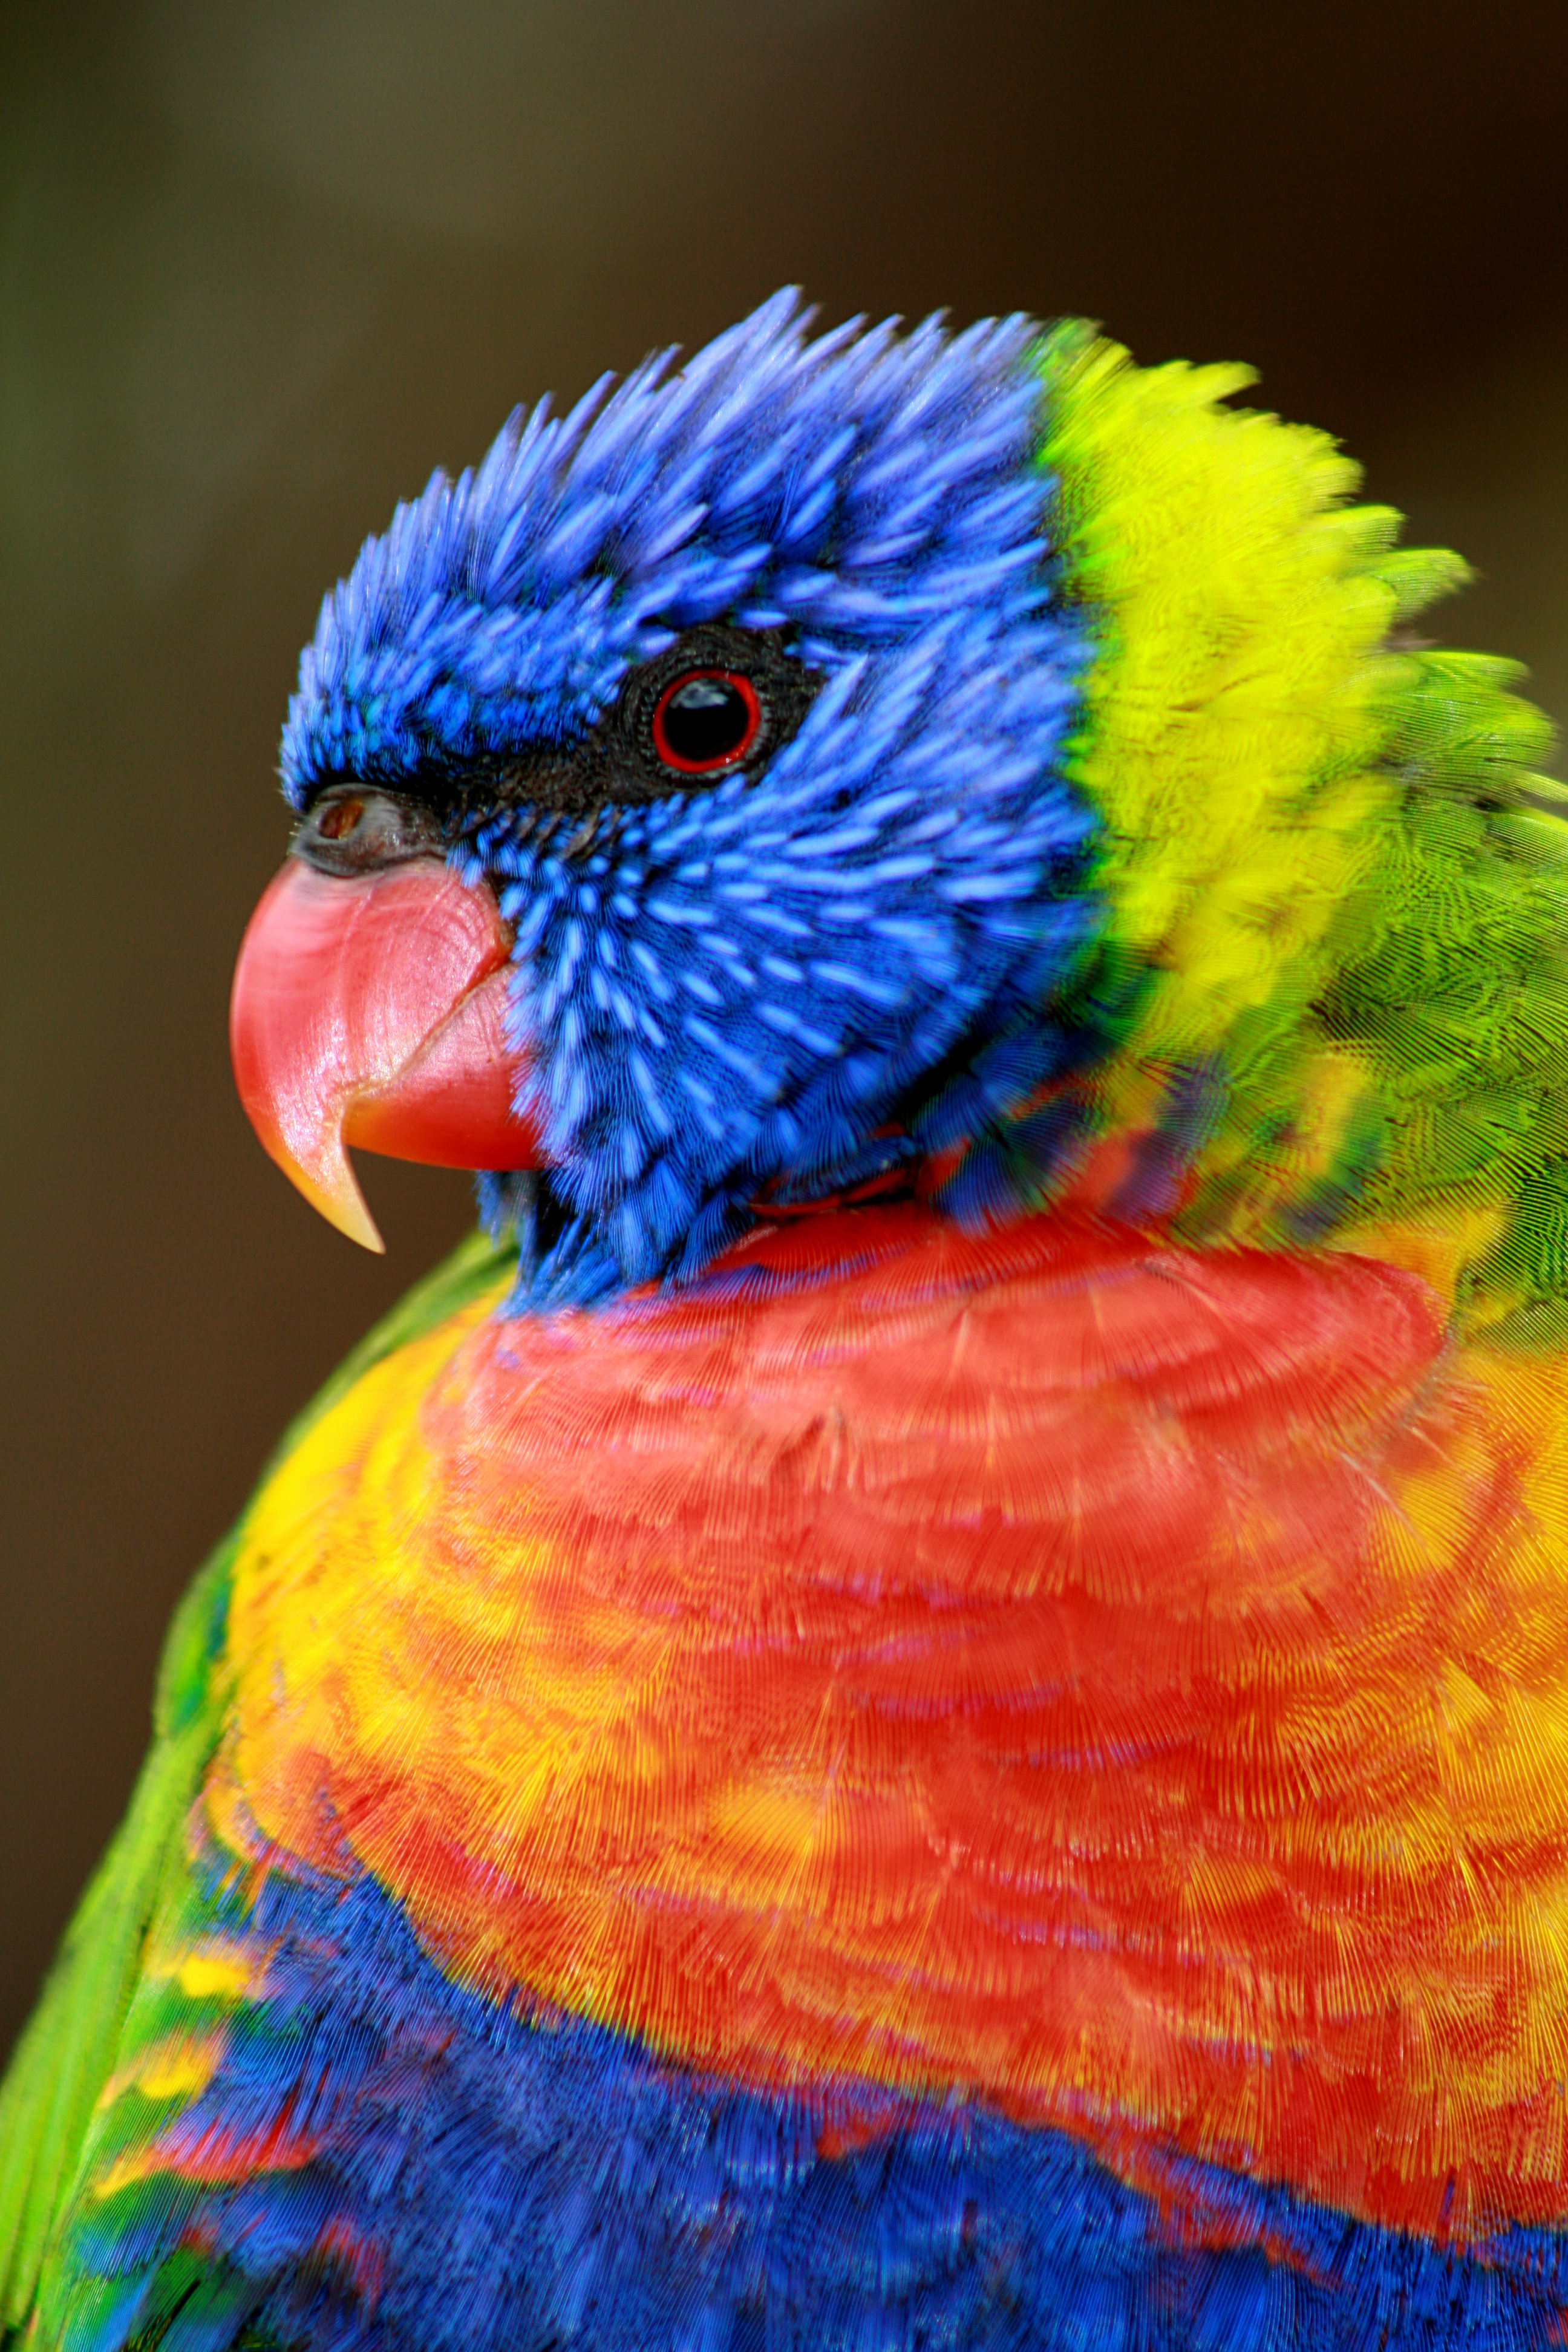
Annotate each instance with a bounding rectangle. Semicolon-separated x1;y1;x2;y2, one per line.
294;786;445;875
316;794;366;841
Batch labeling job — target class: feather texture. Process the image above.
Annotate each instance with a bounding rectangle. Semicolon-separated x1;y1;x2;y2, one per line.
4;299;1565;2350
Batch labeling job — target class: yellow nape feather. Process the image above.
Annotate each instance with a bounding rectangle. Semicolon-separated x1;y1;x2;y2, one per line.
1039;327;1561;1305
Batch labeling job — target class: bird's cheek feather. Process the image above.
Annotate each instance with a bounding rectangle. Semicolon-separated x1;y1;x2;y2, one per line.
229;856;538;1253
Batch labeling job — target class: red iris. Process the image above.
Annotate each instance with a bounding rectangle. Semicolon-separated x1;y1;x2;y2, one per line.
650;669;762;775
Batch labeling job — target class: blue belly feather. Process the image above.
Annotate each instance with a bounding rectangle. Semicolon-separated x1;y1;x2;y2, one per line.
62;1854;1568;2352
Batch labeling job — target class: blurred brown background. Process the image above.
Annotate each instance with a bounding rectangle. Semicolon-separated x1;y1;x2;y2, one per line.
2;0;1565;2054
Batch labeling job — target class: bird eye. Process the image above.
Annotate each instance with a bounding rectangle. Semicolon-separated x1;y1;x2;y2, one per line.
650;670;762;775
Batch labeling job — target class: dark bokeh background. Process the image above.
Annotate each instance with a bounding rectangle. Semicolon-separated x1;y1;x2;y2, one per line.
3;0;1566;2053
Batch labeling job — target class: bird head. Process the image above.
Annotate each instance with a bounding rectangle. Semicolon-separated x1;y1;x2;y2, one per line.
231;292;1098;1301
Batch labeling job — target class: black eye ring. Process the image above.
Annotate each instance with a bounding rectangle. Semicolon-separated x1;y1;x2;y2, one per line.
650;668;762;776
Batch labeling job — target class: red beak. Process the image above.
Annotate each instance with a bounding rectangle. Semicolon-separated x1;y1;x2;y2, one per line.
229;857;539;1252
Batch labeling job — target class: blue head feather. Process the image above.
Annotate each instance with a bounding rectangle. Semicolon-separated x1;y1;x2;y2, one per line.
282;292;1097;1301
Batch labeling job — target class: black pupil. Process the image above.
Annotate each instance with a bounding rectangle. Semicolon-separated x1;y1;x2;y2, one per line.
661;675;751;766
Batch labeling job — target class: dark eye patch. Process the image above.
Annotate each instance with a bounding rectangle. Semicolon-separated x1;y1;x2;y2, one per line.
485;623;821;821
295;623;821;866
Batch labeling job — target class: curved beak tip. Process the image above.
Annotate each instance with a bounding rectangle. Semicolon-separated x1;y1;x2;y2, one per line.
289;1143;387;1255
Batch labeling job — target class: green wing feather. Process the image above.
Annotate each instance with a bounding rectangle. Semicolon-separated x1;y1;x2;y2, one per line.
0;1554;227;2346
0;1230;516;2346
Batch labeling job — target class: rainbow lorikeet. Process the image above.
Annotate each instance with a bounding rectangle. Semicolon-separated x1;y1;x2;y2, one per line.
3;290;1567;2351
